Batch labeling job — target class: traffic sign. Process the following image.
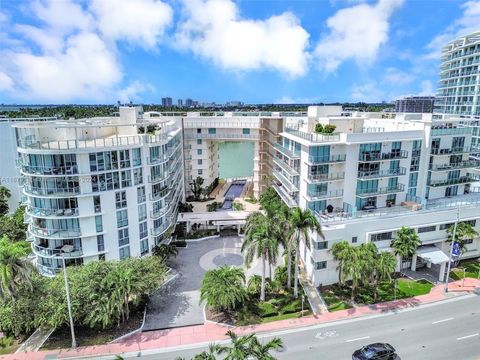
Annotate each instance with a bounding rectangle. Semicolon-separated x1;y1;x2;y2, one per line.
452;241;461;257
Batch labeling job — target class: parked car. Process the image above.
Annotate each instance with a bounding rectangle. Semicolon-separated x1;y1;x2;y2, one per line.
352;343;397;360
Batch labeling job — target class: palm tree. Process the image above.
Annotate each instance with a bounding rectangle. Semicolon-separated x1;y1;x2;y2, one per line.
218;331;256;360
152;244;178;260
277;205;294;289
200;266;247;313
0;186;11;217
0;235;33;299
190;176;205;201
289;207;322;297
342;246;364;303
447;222;478;255
390;226;421;273
250;335;283;359
242;213;279;301
330;240;351;284
371;252;397;302
194;343;221;360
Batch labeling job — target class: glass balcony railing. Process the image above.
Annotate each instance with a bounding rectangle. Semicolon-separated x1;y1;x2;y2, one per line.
29;225;81;238
430;147;472;155
307;172;345;182
356;184;405;197
150;204;171;219
150;219;172;237
431;127;472;136
272;183;297;207
19;164;78;176
25;186;81;196
274;143;300;159
358;150;408;162
147;142;182;165
284;128;340;142
32;243;83;258
429;160;480;171
272;170;298;193
27;207;79;217
273;156;299;176
307;189;344;200
308;154;346;164
357;167;406;179
428;174;476;187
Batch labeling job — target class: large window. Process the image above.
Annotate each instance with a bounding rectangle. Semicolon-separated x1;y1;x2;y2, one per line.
310;145;330;162
139;221;148;239
119;150;130;169
118;228;129;246
91;172;120;192
133;168;143;185
137;186;146;203
119;246;130;260
121;170;132;188
95;215;103;233
312;260;327;270
132;148;142;166
116;209;128;228
314;241;328;250
208;128;216;134
138;204;147;222
115;191;127;209
89;151;118;172
97;235;105;252
418;225;436;233
371;232;393;242
140;238;149;256
94;196;101;213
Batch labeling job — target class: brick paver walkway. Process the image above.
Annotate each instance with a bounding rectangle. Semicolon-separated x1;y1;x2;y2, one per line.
4;278;479;360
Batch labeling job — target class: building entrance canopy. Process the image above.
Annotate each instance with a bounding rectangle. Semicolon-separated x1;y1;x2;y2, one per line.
416;245;449;264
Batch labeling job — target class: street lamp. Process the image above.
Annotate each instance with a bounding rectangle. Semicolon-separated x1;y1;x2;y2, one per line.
58;245;77;349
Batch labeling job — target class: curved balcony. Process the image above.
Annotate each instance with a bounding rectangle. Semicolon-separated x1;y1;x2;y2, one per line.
24;186;81;197
274;143;300;159
273;156;299;176
149;187;170;202
27;206;79;218
150;219;172;237
36;263;60;277
147;142;182;165
29;225;81;238
272;170;298;194
150;204;171;219
19;164;78;176
32;243;83;258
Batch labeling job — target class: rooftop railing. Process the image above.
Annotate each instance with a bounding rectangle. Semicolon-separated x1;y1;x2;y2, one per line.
431;127;472;136
284;128;340;142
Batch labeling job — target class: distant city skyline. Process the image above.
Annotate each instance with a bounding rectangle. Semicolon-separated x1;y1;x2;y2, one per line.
0;0;479;104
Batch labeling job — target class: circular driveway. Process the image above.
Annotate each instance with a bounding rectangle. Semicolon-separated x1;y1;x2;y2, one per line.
199;247;244;271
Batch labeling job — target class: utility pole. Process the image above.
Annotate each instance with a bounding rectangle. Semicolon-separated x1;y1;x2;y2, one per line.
59;248;77;348
444;206;460;293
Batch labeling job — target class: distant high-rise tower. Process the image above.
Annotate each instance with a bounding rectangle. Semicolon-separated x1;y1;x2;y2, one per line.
185;98;193;107
436;32;480;117
177;99;183;107
395;96;435;113
161;97;173;107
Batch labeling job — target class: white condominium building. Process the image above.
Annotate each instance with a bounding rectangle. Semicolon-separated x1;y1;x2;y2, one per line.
16;107;184;276
274;106;480;286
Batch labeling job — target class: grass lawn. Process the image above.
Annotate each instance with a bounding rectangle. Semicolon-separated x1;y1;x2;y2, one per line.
261;310;311;323
0;340;21;355
322;278;434;308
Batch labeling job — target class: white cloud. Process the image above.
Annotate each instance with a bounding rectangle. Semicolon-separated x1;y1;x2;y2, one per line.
351;82;385;102
0;0;171;102
117;81;155;103
174;0;310;77
426;1;480;59
90;0;173;49
382;67;414;85
275;95;325;104
314;0;404;72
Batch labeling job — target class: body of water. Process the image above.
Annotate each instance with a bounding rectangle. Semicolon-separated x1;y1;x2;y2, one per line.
218;141;254;179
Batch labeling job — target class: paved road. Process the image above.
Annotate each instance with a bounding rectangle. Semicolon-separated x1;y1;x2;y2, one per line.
134;294;480;360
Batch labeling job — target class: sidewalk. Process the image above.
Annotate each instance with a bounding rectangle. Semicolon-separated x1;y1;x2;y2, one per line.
5;278;480;360
298;260;328;314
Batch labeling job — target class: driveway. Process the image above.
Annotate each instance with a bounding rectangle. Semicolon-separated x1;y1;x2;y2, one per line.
143;236;279;331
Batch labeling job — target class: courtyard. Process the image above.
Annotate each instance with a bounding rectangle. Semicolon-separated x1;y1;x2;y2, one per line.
143;236;280;331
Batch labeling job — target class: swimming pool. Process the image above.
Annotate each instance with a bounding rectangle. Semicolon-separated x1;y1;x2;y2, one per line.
218;180;246;210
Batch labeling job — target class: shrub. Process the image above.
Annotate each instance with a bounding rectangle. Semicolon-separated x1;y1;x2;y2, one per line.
258;302;278;318
314;123;324;133
207;202;222;212
0;336;13;348
323;124;336;133
280;299;302;314
245;197;257;204
232;202;245;211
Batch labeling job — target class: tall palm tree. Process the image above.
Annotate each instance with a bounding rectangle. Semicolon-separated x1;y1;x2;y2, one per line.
390;226;421;273
277;205;294;289
242;213;279;301
330;240;351;284
447;222;478;255
289;207;322;297
342;246;364;303
0;235;33;299
200;266;247;313
372;251;397;302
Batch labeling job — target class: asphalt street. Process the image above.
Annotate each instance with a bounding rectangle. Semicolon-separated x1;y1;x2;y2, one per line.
97;294;480;360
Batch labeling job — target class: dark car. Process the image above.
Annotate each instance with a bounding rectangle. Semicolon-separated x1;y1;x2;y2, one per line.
352;343;397;360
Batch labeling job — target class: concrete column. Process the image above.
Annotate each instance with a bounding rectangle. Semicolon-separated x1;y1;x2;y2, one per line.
216;225;220;233
237;224;241;235
439;262;447;282
186;221;191;233
411;254;417;271
426;261;432;269
395;254;401;272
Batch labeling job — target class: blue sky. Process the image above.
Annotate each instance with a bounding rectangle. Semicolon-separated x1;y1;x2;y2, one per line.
0;0;479;104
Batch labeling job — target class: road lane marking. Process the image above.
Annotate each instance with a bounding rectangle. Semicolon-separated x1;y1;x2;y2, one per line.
432;317;454;324
457;333;479;340
346;336;370;343
315;330;339;340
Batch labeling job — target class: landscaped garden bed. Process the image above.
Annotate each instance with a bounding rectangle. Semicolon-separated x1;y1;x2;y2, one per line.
322;278;434;311
450;260;480;280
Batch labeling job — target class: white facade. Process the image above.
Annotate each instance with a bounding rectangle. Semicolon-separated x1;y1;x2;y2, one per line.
16;107;184;276
274;107;480;286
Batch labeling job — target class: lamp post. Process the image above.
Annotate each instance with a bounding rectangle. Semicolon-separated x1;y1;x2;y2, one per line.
58;245;77;349
445;206;460;293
